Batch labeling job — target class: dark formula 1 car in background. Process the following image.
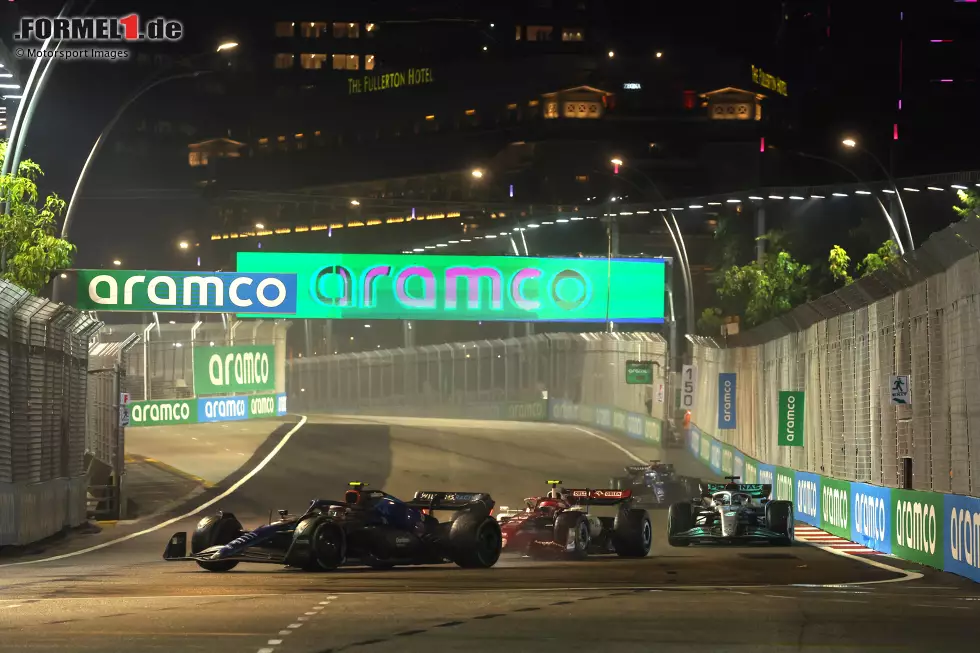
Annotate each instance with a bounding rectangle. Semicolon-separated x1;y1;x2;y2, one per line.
495;481;652;559
667;477;794;546
609;460;701;507
163;482;502;571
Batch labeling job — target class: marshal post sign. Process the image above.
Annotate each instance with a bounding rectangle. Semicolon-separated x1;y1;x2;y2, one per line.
75;270;297;314
193;345;276;395
236;252;666;322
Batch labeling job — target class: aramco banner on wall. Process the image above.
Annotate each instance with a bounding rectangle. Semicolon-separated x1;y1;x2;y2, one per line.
75;270;297;314
235;252;667;322
193;345;276;395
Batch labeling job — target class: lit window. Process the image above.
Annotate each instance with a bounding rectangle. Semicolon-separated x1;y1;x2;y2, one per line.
515;25;522;40
575;174;589;182
274;21;294;37
366;23;376;36
561;28;584;42
332;54;359;70
274;53;294;69
365;54;375;70
302;22;327;38
300;53;327;69
527;26;553;41
277;136;286;142
258;137;269;144
188;151;201;167
333;22;359;38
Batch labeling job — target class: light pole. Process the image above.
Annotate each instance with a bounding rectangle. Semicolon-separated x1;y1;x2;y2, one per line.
52;42;238;302
771;146;906;255
842;137;913;252
606;159;695;331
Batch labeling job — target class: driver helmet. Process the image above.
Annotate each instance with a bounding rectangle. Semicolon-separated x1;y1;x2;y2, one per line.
538;499;561;517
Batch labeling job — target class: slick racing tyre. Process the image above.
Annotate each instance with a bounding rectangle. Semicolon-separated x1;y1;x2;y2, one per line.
304;520;347;571
667;502;693;547
766;500;794;546
554;511;590;559
613;508;653;557
450;512;502;568
191;513;245;572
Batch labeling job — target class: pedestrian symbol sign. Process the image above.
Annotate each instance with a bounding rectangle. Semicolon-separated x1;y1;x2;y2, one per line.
890;375;911;405
119;392;131;427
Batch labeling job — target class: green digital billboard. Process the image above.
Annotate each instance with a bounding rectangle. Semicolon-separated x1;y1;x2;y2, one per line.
235;253;666;322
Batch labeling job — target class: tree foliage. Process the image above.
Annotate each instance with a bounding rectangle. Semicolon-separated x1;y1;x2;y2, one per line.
0;141;75;295
954;189;980;219
828;240;900;286
709;231;812;329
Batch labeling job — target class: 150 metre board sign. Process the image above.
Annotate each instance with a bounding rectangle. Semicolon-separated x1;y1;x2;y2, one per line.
193;345;276;395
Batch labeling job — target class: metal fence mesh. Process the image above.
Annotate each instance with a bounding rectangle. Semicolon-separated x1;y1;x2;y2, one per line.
288;332;669;420
93;319;290;400
0;279;101;546
688;217;980;497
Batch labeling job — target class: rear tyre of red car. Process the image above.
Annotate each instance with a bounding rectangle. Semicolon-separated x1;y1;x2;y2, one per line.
613;508;653;557
191;513;244;572
450;512;502;568
554;512;590;559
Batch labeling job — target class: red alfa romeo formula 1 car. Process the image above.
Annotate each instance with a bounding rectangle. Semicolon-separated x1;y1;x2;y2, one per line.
495;481;652;559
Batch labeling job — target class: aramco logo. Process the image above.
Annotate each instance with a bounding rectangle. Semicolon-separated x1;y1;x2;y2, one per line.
311;264;592;313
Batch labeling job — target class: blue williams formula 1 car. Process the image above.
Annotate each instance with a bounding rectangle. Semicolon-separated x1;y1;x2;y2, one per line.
163;482;502;571
667;477;794;546
610;460;700;507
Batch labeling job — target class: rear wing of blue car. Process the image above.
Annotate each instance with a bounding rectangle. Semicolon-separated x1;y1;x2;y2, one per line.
407;491;495;511
701;482;772;499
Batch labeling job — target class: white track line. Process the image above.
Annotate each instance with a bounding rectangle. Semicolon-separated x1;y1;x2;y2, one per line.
573;427;648;464
0;416;308;568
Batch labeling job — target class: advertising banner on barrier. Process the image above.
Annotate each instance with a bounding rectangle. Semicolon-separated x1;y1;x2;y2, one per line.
237;252;667;322
757;463;774;495
193;345;276;394
699;433;712;465
820;476;851;538
717;373;737;430
744;456;758;484
198;396;249;423
944;493;980;583
851;482;891;554
891;488;944;569
549;399;578;422
595;407;612;429
689;429;700;457
777;391;805;447
128;399;196;426
624;412;644;438
643;418;662;445
774;466;795;503
733;451;745;481
709;440;723;475
721;445;734;476
794;470;819;525
612;409;627;433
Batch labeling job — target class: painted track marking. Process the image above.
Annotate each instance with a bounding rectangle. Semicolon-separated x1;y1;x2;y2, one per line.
259;596;335;653
0;416;308;568
572;427;647;464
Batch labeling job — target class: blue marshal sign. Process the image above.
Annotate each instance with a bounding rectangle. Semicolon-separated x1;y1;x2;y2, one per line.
717;373;737;430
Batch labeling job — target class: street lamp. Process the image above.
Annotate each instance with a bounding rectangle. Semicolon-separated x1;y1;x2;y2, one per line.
178;241;189;249
471;168;485;179
112;259;121;266
607;50;615;58
255;223;265;229
216;42;238;52
841;136;913;251
610;157;623;174
350;199;360;206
